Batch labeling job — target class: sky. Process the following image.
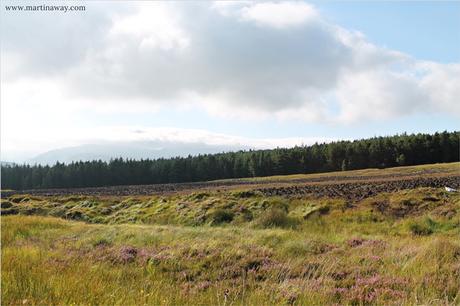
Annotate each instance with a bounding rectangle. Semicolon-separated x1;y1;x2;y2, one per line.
1;1;459;162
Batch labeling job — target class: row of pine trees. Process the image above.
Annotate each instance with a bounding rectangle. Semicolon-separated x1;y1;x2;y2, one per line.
1;131;458;190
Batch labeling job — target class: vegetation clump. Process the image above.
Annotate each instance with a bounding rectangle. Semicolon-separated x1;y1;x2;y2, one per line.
209;209;234;225
232;190;260;198
256;208;297;229
408;217;437;236
1;200;13;209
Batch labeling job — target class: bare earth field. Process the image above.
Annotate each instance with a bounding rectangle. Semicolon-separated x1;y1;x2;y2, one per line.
1;162;460;305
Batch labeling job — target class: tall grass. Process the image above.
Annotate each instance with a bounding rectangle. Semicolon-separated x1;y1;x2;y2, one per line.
2;183;459;305
2;207;459;305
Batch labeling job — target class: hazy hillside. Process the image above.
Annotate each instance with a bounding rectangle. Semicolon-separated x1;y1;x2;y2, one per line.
0;161;16;167
28;141;249;165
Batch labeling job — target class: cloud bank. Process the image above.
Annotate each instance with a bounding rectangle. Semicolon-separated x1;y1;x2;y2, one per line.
1;1;459;162
2;1;459;123
1;125;336;163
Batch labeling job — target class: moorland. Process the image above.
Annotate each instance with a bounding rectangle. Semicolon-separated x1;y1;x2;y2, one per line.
1;162;460;305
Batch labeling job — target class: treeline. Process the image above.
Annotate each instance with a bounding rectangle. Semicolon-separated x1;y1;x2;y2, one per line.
1;131;459;190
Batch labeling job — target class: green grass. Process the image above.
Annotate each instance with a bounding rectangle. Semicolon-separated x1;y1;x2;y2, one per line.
2;162;460;305
2;186;459;228
2;185;460;305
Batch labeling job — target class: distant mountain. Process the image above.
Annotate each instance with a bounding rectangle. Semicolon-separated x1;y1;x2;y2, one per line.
28;141;250;165
0;161;16;167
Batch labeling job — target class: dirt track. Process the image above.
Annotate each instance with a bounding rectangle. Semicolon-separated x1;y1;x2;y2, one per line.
3;168;459;201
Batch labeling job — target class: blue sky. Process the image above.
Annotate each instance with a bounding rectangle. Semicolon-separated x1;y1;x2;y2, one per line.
318;1;460;63
1;1;459;161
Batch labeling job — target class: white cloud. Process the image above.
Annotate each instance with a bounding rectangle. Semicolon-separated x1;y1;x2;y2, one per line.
336;70;423;122
418;62;460;114
1;0;459;159
109;4;189;51
240;2;318;28
77;1;351;115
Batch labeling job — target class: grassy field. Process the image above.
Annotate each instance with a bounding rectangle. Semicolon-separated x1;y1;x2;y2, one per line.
218;162;460;183
1;163;460;305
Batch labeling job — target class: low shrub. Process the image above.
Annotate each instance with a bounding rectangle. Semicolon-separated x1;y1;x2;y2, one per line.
303;205;330;220
269;198;289;212
408;218;436;236
190;192;209;201
92;237;112;247
49;208;67;218
22;207;45;216
1;200;13;209
9;196;27;203
256;208;297;229
65;210;87;221
232;190;259;198
1;208;18;215
210;209;234;225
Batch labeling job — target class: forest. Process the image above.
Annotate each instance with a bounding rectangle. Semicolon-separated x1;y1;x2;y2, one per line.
1;131;458;190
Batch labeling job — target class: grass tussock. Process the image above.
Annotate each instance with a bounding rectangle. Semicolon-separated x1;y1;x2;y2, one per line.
255;208;298;229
